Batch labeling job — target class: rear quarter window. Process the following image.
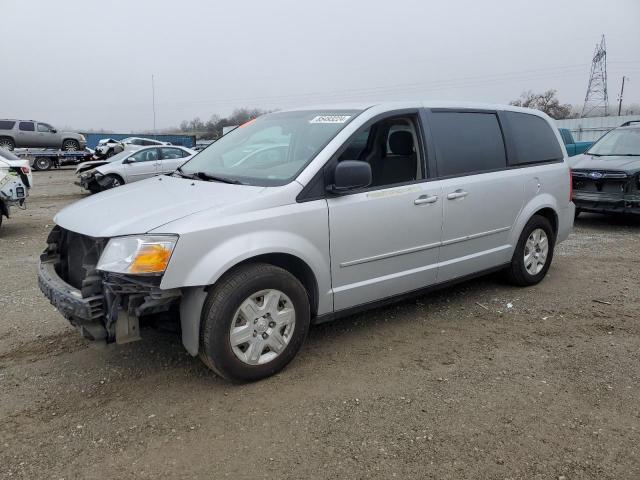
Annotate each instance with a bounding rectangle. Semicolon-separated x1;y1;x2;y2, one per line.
0;121;16;130
19;122;35;131
430;111;507;177
503;112;563;165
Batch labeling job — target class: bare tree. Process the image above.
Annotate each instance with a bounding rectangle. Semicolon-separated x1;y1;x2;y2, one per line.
510;90;572;119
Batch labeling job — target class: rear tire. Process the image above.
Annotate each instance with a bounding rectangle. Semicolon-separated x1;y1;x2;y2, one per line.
199;263;310;382
505;215;555;286
33;157;53;171
574;208;581;220
0;137;15;151
62;139;80;151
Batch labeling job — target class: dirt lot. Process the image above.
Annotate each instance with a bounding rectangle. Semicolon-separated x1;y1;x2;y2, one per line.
1;168;639;479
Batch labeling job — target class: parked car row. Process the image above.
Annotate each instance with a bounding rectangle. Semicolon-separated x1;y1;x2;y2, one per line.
75;145;196;192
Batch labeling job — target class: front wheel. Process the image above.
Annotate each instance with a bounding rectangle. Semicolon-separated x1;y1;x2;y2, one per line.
104;174;124;189
505;215;555;286
199;263;310;382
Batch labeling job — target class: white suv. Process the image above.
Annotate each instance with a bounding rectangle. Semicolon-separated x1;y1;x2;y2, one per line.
38;102;574;381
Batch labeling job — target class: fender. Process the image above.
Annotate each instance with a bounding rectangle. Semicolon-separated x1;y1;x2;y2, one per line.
176;238;329;356
510;193;559;248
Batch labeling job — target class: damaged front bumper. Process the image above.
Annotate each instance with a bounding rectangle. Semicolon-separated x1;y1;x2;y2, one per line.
38;228;181;344
0;173;28;217
573;192;640;215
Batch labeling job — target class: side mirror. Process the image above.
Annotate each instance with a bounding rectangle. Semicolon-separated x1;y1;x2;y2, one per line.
51;129;57;134
122;158;131;164
328;160;371;194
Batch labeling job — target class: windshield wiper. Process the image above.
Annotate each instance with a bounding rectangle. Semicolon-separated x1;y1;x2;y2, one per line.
173;167;244;184
173;166;194;179
589;153;640;157
193;171;244;184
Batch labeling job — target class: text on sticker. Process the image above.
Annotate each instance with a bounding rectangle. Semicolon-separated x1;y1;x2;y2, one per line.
309;115;351;124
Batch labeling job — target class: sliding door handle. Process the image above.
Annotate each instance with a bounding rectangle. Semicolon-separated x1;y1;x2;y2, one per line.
414;195;438;205
446;190;468;200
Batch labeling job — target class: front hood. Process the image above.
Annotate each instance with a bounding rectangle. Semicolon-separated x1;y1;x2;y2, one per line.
55;175;267;237
75;160;111;173
571;154;640;172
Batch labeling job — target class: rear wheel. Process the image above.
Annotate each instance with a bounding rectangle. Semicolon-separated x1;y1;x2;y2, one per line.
0;137;15;151
505;215;555;286
574;208;581;219
62;139;80;151
199;263;310;382
34;157;53;171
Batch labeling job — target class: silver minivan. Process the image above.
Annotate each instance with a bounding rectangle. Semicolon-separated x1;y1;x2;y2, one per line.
38;102;574;381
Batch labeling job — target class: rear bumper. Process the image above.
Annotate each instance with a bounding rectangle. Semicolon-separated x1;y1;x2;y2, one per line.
574;192;640;215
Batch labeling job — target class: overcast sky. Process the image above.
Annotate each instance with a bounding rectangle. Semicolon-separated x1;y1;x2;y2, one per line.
2;0;639;132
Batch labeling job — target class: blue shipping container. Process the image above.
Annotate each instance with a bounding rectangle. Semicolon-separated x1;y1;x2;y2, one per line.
82;133;196;149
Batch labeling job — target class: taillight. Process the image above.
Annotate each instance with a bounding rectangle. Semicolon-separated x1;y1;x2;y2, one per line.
20;166;30;174
569;168;573;201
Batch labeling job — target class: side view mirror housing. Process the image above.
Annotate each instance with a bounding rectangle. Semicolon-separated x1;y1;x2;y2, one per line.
327;160;372;194
122;158;132;164
51;129;57;134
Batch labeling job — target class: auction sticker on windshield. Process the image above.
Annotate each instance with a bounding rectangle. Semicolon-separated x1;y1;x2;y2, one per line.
309;115;351;124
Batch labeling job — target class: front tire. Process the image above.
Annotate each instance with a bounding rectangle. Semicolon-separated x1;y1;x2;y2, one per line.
505;215;555;286
199;263;310;382
104;174;124;189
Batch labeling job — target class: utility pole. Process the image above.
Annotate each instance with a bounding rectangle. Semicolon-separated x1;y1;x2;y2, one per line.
581;35;609;118
617;76;627;116
151;74;157;133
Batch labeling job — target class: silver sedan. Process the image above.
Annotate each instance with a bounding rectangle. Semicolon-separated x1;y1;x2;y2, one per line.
75;145;195;193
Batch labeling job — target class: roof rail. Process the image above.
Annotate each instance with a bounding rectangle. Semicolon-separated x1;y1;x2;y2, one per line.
620;120;640;127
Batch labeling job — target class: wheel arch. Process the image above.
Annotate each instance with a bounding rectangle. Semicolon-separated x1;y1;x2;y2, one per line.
104;172;125;184
178;250;323;357
511;194;560;248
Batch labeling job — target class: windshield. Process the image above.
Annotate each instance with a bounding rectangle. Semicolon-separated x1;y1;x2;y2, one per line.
587;128;640;156
179;110;361;186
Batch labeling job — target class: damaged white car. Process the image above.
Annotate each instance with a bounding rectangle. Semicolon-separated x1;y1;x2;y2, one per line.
76;146;195;193
0;156;29;230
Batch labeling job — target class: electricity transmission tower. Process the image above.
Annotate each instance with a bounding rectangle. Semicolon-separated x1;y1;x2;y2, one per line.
581;35;609;117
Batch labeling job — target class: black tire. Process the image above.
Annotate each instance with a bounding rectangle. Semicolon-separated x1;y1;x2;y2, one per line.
199;263;310;382
33;157;52;171
0;137;15;151
104;174;124;189
505;215;555;286
574;208;581;220
106;149;115;158
62;139;80;151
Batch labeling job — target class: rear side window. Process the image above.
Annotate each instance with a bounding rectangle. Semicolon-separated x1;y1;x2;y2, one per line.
503;112;563;165
430;112;506;177
19;122;35;132
160;147;186;159
0;121;15;130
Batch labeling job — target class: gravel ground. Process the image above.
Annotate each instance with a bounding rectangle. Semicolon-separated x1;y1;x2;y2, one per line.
1;168;639;479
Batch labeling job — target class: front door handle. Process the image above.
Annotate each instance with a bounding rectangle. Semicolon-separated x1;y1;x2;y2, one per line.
414;195;438;205
446;189;468;200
